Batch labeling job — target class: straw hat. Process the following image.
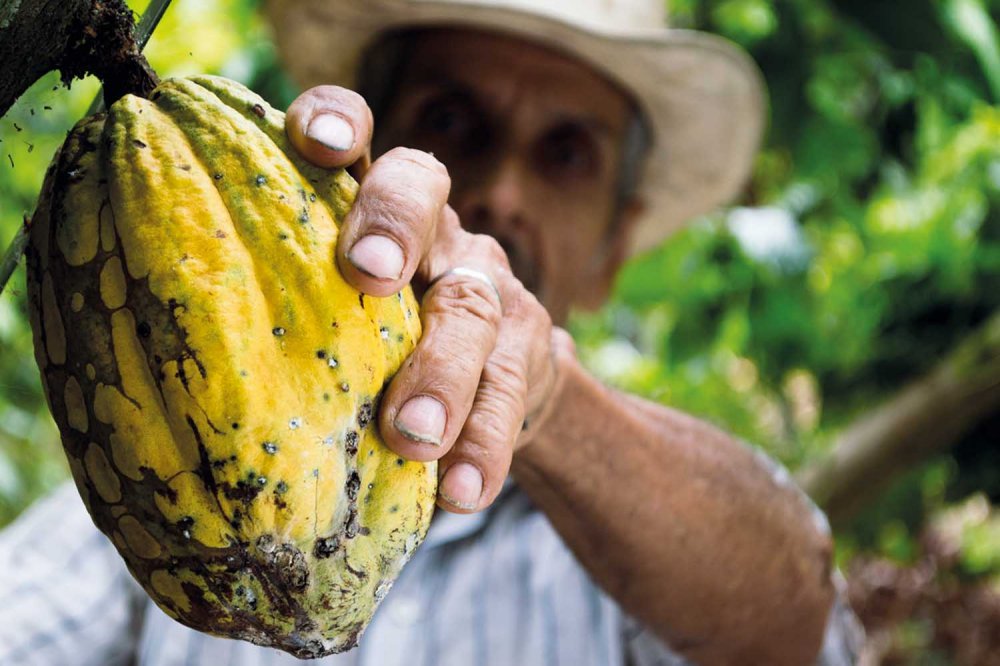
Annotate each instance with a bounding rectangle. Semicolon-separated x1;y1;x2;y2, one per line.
265;0;767;256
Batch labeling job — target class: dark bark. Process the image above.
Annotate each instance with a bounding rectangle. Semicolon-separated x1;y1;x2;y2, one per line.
0;0;156;118
797;310;1000;528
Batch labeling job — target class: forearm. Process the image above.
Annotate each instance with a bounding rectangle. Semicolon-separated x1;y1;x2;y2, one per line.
512;354;836;666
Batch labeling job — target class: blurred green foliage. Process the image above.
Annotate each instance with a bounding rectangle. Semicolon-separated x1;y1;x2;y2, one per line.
575;0;1000;564
0;0;997;600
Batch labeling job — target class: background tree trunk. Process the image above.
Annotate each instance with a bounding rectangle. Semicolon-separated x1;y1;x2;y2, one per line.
798;310;1000;527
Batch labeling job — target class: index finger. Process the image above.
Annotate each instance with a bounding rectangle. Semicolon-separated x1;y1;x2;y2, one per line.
285;85;373;170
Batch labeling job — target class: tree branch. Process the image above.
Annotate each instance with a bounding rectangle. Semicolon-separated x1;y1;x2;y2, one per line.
0;0;156;117
797;310;1000;528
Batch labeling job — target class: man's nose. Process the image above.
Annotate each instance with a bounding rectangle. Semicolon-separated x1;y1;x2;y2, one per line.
454;157;527;234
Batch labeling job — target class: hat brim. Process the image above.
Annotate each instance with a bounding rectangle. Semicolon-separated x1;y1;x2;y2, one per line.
266;0;767;256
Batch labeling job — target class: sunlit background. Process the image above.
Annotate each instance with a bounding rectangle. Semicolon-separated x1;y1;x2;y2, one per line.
1;0;998;662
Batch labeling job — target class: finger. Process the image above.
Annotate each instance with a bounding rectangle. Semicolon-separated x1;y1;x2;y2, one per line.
337;147;451;296
437;284;551;513
286;85;373;169
377;267;504;461
436;330;530;513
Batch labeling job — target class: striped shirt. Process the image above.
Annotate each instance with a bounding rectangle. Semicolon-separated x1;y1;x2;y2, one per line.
0;476;863;666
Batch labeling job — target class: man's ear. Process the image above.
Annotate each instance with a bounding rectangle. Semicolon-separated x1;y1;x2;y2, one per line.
575;197;646;310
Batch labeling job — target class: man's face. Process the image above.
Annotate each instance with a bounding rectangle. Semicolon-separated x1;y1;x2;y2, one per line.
372;30;639;324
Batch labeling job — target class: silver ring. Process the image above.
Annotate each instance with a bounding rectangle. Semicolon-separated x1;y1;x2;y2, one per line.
431;266;503;309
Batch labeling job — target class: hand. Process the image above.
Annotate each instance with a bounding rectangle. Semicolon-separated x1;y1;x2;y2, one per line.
286;86;565;513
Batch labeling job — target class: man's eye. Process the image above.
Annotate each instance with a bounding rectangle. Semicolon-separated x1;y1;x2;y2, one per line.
538;126;597;178
417;97;475;141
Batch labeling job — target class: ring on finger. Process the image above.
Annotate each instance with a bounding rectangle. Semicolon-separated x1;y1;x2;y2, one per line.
429;266;503;310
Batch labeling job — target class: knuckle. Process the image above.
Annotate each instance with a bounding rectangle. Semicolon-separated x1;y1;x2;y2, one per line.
483;353;527;399
469;234;511;270
416;340;483;386
426;277;503;330
385;147;450;181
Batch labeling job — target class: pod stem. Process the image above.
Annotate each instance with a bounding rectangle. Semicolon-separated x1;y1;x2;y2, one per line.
61;0;160;106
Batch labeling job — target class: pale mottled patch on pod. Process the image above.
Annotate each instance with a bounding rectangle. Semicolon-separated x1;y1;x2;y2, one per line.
150;569;192;614
100;256;127;309
26;77;437;659
118;514;162;559
84;442;122;504
64;376;88;432
99;202;116;252
40;272;66;365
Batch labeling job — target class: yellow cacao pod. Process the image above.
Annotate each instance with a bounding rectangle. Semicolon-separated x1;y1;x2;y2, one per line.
25;75;436;657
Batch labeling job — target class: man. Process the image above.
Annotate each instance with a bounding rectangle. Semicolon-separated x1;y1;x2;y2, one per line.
0;0;863;664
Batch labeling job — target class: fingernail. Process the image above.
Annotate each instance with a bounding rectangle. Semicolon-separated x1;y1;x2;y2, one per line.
306;114;355;151
394;395;446;446
348;235;405;280
440;463;483;510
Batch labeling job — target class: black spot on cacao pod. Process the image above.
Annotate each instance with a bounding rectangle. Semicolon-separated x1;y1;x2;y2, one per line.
256;534;276;553
133;139;147;148
262;441;278;455
316;350;326;359
178;516;195;539
340;382;350;393
136;321;151;338
396;458;404;467
313;536;340;559
235;584;258;610
273;544;309;590
213;173;223;180
357;401;373;429
272;327;285;337
345;431;359;455
255;175;267;186
274;481;289;495
345;512;359;539
251;103;266;118
231;422;239;430
358;294;365;309
346;471;361;500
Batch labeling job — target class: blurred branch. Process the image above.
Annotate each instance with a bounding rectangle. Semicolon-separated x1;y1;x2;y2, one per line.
0;0;158;118
0;0;92;117
798;310;1000;528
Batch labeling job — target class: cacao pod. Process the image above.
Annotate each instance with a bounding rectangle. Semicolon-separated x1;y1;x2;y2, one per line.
25;75;436;658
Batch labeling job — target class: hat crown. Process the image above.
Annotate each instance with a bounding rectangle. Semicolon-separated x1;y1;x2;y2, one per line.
411;0;667;31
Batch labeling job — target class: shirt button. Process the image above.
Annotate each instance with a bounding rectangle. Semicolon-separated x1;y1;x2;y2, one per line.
389;597;422;626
